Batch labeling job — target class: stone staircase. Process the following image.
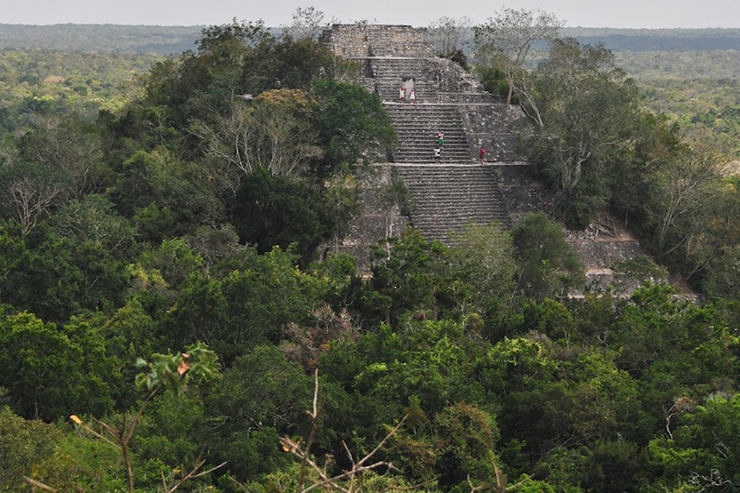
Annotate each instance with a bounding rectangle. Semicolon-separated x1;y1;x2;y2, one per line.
395;164;511;242
384;104;471;163
367;56;492;103
368;58;440;102
321;24;516;242
322;24;517;246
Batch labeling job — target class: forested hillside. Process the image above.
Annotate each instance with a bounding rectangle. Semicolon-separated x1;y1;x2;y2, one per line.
1;15;739;492
0;49;163;133
0;24;201;54
561;27;740;52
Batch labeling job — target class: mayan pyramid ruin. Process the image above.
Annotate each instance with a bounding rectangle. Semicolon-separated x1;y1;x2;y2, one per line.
321;24;650;292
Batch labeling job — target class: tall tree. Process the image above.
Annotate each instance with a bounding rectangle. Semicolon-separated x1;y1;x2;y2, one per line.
474;8;562;106
312;78;397;176
0;310;114;421
510;213;585;299
426;16;472;61
281;6;335;41
645;144;721;263
520;38;642;227
0;163;65;234
17;114;107;200
445;222;517;316
197;89;321;181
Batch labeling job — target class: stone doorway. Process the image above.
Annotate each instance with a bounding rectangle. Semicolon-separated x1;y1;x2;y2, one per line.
401;77;415;102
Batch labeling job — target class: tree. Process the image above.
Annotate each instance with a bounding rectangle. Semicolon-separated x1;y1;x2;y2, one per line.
71;343;221;493
281;6;335;41
183;223;245;268
434;402;499;489
445;222;517;317
609;112;684;227
197;18;269;54
136;238;205;292
474;8;562;106
0;406;86;492
0;161;66;235
199;79;395;184
361;230;448;328
704;244;740;301
169;246;317;362
365;320;472;416
243;89;321;177
0;221;25;303
138;19;340;162
229;168;338;263
205;345;312;482
510;213;585;299
109;148;224;240
312;78;397;177
46;194;137;260
16;114;108;201
648;394;740;491
426;17;472;63
272;370;412;493
0;310;113;421
197;89;321;180
519;39;642;227
0;231;129;324
0;114;110;235
643;143;722;276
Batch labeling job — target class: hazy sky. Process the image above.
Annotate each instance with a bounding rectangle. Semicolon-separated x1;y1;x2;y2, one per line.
2;0;739;29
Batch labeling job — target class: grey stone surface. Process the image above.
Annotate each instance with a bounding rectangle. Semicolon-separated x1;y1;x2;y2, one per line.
394;164;511;243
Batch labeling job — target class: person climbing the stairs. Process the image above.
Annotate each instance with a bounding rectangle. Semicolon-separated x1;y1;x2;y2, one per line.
434;147;441;162
438;130;444;147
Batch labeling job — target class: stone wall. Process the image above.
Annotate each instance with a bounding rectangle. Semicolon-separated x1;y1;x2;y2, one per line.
460;104;522;162
493;163;549;222
324;167;408;271
320;24;436;58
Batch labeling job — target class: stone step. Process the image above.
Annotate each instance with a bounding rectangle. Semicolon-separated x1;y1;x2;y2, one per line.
397;152;470;158
394;155;473;163
394;138;468;145
385;102;470;164
396;141;468;148
395;151;470;158
393;164;511;242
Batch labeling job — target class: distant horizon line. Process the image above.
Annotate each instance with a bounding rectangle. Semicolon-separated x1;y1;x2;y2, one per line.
1;22;739;31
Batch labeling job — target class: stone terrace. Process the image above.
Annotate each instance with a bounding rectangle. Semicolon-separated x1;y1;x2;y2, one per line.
322;24;436;58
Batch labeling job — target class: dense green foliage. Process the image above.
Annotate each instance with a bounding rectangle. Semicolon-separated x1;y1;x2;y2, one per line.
0;49;162;134
473;26;740;288
0;17;738;493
